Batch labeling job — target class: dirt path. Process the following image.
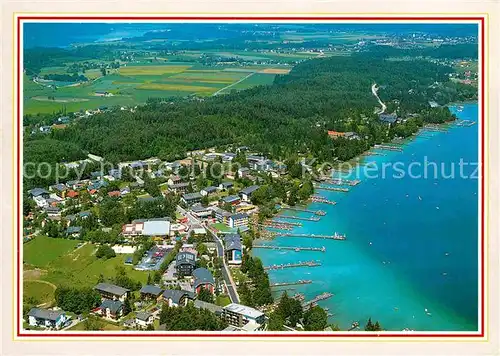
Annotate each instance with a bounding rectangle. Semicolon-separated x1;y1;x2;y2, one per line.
212;72;255;96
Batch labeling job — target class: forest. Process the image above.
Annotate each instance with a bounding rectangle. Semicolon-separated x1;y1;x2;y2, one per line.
23;52;476;191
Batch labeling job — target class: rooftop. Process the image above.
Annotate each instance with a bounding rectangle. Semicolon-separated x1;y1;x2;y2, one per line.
94;283;130;296
140;285;163;296
192;267;215;288
239;185;260;195
100;300;123;314
182;192;202;200
223;303;264;319
135;311;153;321
224;234;242;251
28;308;65;321
142;220;170;236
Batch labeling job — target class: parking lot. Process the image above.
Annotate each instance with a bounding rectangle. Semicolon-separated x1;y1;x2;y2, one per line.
135;246;172;271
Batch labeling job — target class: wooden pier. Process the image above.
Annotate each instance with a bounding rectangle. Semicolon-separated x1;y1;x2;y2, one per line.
456;120;476;127
302;292;334;309
278;215;321;222
270;220;302;227
281;206;326;216
270;280;313;288
276;233;346;240
314;184;350;193
318;177;361;186
264;260;322;271
253;245;326;252
422;125;448;132
374;144;404;152
311;196;337;205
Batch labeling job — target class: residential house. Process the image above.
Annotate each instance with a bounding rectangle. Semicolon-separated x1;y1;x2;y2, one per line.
221;195;240;206
161;290;195;307
49;184;68;197
29;188;49;199
44;206;61;220
167;175;182;186
66;226;82;238
96;300;123;320
66;190;79;199
120;186;130;196
191;205;212;219
175;252;196;277
135;311;154;328
228;213;249;229
181;192;202;206
139;285;163;300
27;308;67;329
224;234;243;265
169;182;190;193
192;268;215;294
218;182;234;191
39;126;52;133
94;283;130;302
327;131;345;139
212;207;231;224
379;113;398;124
200;186;217;196
222;303;266;331
239;185;260;202
108;191;121;198
237;167;250;178
344;132;360;140
222;153;236;162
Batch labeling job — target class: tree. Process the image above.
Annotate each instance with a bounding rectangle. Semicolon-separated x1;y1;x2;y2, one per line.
95;245;116;259
123;298;132;315
147;274;152;285
197;286;215;303
303;306;328;331
267;311;285;331
54;287;101;314
83;316;105;331
365;318;382;331
100;68;107;76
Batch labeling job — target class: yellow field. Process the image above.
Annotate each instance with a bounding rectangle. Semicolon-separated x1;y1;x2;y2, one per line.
259;68;291;74
136;83;217;92
119;65;191;76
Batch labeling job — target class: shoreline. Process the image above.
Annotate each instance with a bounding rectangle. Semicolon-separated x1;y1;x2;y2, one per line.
252;102;478;331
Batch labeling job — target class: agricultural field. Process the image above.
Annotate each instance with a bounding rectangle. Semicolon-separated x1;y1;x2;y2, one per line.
23;61;288;114
23;236;149;289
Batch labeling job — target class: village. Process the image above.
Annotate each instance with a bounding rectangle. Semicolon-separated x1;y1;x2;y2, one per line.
23;144;312;332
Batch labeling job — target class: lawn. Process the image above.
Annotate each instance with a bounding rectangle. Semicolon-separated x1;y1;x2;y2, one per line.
23;238;149;289
215;295;231;307
68;318;123;331
23;280;56;306
23;236;80;267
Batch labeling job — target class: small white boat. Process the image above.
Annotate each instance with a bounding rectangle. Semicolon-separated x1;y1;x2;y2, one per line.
418;196;422;201
436;206;440;210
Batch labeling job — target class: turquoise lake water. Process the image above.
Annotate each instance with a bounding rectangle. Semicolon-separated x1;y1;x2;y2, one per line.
253;103;479;331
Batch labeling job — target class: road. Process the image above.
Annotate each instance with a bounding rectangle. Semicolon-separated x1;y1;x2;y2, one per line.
371;83;387;114
176;205;240;303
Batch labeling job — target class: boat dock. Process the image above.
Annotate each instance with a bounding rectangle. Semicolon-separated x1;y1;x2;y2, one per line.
277;232;346;240
363;151;386;156
281;206;326;216
314;184;350;193
253;245;326;252
373;144;404;152
264;260;322;271
311;196;337;205
271;220;302;227
278;215;321;222
422;125;448;132
270;280;313;288
319;177;361;186
456;120;476;127
302;292;334;309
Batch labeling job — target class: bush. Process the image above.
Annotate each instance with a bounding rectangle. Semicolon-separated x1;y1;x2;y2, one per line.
95;245;116;259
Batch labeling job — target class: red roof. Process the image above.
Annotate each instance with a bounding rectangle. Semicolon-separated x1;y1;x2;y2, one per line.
327;130;345;138
67;190;79;198
89;189;97;195
108;191;121;197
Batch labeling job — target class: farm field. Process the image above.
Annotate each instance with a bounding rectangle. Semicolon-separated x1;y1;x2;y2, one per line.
23;236;149;289
23;61;291;114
